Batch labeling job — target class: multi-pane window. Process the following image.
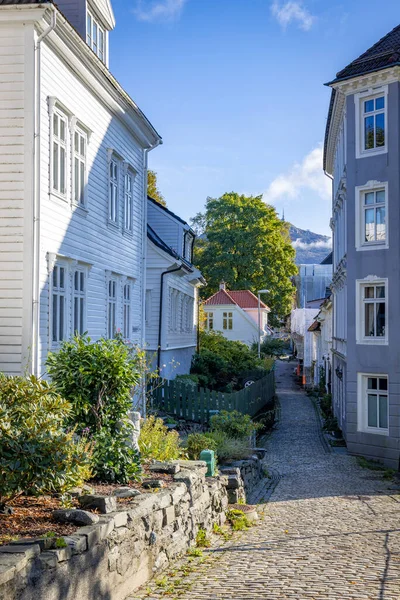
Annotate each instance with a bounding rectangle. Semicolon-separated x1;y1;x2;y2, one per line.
109;159;118;223
363;96;385;151
87;11;105;62
361;282;386;341
124;173;133;231
206;312;214;330
107;279;117;338
123;283;131;339
359;375;389;434
362;189;386;244
223;311;233;330
52;265;66;343
73;270;86;335
52;112;67;195
74;130;86;206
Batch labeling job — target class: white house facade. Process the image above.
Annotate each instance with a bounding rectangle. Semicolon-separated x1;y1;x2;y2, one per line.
0;0;161;376
203;284;270;347
146;198;205;380
308;296;333;392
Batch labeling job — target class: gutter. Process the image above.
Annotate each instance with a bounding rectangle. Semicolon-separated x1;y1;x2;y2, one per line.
32;5;57;376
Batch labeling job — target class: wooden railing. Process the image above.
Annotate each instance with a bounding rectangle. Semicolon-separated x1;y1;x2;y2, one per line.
149;371;275;424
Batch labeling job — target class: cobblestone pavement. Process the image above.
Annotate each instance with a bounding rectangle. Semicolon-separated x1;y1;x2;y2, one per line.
129;361;400;600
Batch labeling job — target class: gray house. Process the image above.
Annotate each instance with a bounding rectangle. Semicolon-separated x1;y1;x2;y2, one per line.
324;25;400;469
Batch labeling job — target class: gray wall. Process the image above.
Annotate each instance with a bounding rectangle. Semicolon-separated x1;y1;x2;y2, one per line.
344;82;400;468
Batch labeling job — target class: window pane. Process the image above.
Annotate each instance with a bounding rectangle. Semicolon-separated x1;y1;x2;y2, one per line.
364;115;375;150
74;297;78;332
364;100;374;113
59;267;65;289
59;295;64;340
368;377;377;390
80;161;85;204
375;96;385;110
376;302;385;336
80;136;85;157
60;147;65;193
53;267;58;288
376;190;385;204
53;143;59;190
365;303;375;336
379;395;388;429
80;298;84;333
87;13;92;43
93;22;98;51
364;192;375;205
74;270;78;291
74;158;79;202
376;113;385;147
376;286;385;299
80;272;84;292
367;394;378;427
365;208;375;242
60;119;65;142
364;286;374;299
53;114;58;136
378;378;388;391
376;207;386;241
52;294;58;342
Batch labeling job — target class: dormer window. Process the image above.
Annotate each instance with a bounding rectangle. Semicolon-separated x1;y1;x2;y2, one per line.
87;11;106;63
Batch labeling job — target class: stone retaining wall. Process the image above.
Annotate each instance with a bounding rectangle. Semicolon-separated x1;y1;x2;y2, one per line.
219;455;264;503
0;461;228;600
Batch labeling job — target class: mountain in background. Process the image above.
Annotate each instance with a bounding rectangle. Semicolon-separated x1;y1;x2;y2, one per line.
289;224;332;265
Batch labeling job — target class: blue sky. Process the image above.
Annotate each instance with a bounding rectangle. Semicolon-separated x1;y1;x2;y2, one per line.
109;0;400;238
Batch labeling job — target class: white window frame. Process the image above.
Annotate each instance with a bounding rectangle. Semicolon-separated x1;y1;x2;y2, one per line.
206;311;214;330
223;311;233;330
107;276;118;339
357;373;389;436
86;10;106;63
108;156;119;226
145;290;152;327
356;277;388;345
123;167;135;233
50;261;68;346
72;267;87;336
122;281;132;339
72;125;88;208
355;86;388;159
50;105;68;200
355;181;388;251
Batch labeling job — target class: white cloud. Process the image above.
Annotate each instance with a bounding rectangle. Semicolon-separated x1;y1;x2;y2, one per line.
292;239;332;250
264;145;331;203
133;0;187;23
271;1;315;31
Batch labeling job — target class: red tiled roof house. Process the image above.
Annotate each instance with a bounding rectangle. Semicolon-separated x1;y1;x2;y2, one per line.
203;283;271;346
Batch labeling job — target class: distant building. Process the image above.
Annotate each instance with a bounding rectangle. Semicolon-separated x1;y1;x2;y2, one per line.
293;261;333;308
146;198;205;379
308;296;333;392
203;283;270;347
324;25;400;468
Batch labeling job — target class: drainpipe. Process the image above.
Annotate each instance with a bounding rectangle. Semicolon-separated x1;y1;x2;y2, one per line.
157;265;183;373
32;6;57;377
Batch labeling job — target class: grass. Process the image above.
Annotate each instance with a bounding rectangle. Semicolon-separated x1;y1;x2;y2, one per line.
187;547;203;558
196;528;211;548
356;456;396;479
226;509;252;531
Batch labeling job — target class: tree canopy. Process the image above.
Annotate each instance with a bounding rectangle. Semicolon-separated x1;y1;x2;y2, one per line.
192;193;297;323
147;170;166;206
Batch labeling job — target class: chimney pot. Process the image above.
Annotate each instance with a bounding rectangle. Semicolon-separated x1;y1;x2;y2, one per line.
219;281;226;291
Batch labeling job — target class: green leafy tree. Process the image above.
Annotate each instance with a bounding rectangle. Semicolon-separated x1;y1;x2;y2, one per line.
192;193;297;323
147;169;166;206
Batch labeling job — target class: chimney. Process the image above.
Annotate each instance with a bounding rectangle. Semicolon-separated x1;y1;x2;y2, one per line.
219;281;226;291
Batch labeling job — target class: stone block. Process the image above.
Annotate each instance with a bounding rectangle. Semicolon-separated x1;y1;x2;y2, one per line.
53;508;99;526
97;516;115;539
113;511;128;529
77;525;103;549
219;467;241;477
10;537;53;552
170;483;187;504
142;479;165;489
64;534;87;555
0;544;40;560
152;509;164;531
113;487;141;499
153;489;172;510
38;551;58;569
78;494;117;514
227;475;241;489
162;505;175;527
48;547;71;563
0;563;15;586
149;462;180;475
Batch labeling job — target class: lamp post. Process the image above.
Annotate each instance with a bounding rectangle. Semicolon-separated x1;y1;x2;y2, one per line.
257;289;269;358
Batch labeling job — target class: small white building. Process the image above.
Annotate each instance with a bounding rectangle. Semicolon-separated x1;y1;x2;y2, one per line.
0;0;161;376
290;300;321;384
308;296;333;392
145;198;205;379
203;284;270;347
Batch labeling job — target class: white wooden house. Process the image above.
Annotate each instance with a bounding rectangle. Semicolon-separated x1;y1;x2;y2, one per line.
0;0;161;376
203;284;270;347
146;197;205;379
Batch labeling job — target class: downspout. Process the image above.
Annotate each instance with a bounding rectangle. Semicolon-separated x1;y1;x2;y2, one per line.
32;6;57;377
157;265;183;373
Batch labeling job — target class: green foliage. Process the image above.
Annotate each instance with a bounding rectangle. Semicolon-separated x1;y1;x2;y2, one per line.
0;375;92;504
47;334;142;483
196;528;211;548
187;547;203;557
226;509;252;531
210;410;258;440
147;170;166;206
186;433;218;460
139;415;182;462
320;393;333;419
174;374;200;389
190;348;230;391
55;537;67;549
192;193;297;323
258;338;289;357
210;436;250;463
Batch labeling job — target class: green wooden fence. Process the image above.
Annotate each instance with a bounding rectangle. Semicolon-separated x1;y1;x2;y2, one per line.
149;371;275;424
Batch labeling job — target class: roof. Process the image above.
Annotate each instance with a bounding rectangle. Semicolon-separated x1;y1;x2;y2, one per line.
320;251;333;265
328;24;400;85
147;225;178;260
148;196;194;233
204;289;270;310
308;321;321;333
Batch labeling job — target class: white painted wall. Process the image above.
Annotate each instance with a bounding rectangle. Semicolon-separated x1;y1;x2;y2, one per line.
203;305;264;347
147;201;186;257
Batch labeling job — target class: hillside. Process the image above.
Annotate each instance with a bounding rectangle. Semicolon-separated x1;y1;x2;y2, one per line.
289;224;332;265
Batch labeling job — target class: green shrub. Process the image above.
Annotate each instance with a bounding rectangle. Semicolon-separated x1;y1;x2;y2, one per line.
0;375;92;504
210;410;258;440
190;348;230;390
186;433;218;460
196;528;211;548
226;509;252;531
175;374;200;389
257;338;289;357
139;415;182;461
211;436;250;463
320;393;333;418
47;334;142;483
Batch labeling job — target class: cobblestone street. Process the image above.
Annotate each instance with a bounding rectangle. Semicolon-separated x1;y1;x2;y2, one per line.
130;361;400;600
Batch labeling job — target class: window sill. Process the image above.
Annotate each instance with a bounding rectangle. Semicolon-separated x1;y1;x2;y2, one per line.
356;338;388;346
107;219;119;231
356;243;388;252
72;203;89;217
356;147;387;159
50;192;69;205
358;427;389;437
122;228;133;237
